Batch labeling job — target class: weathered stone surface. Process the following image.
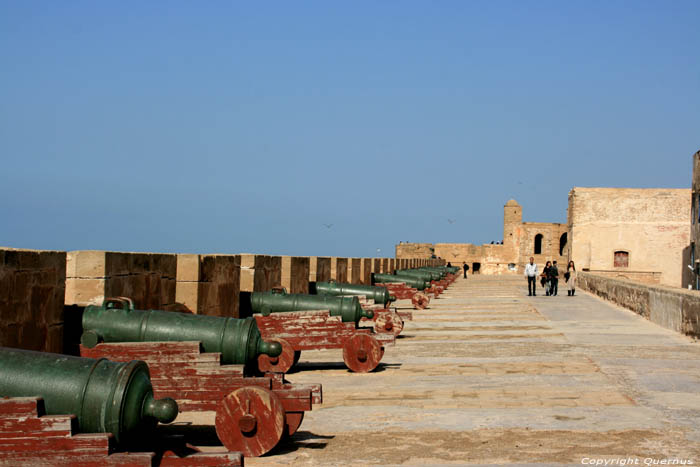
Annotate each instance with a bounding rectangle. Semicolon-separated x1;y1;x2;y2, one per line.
361;258;372;284
309;257;330;282
65;251;177;309
281;256;310;294
578;271;700;337
191;276;700;465
349;258;361;284
332;258;348;283
0;247;66;353
569;188;691;288
690;150;700;288
239;254;280;293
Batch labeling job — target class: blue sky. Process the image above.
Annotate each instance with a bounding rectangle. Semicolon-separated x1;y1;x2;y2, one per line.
1;1;698;257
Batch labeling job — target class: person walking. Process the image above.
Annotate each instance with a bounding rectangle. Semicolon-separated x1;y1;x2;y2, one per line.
542;261;552;296
566;260;577;296
524;257;538;296
463;262;469;279
550;260;559;296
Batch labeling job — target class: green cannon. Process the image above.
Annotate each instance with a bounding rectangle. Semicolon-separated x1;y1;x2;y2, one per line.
0;346;178;444
81;297;281;366
418;268;449;279
373;273;430;290
395;269;442;281
442;266;460;274
251;288;374;324
313;281;396;306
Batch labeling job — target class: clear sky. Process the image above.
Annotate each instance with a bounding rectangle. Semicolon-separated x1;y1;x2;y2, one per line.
1;1;698;257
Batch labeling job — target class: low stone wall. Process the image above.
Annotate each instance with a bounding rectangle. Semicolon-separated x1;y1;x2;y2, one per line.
176;254;240;317
65;250;177;309
578;272;700;338
1;248;441;353
585;269;662;285
0;248;66;353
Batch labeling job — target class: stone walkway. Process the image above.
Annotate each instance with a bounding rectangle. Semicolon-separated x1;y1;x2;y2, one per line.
233;276;699;465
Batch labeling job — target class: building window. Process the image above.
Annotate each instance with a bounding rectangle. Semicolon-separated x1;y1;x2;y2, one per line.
559;233;567;256
614;251;629;268
534;234;543;254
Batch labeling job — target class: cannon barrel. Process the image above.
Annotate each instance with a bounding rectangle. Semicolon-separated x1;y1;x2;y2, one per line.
251;288;373;323
395;269;442;281
314;281;396;306
423;266;458;274
81;297;282;366
373;273;429;290
0;347;178;444
418;268;449;278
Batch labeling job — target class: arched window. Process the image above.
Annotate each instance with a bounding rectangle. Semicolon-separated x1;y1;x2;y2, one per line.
614;251;629;268
534;234;543;254
559;233;568;256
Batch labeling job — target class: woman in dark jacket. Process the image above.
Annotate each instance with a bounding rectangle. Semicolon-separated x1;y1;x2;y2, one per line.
541;261;552;296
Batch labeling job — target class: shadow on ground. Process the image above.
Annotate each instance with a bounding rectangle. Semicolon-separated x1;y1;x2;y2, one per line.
269;431;335;456
291;362;401;373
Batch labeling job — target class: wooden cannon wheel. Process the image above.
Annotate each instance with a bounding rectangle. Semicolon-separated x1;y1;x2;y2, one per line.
412;292;430;310
257;338;295;374
284;412;304;438
215;386;286;457
342;333;383;373
374;312;404;336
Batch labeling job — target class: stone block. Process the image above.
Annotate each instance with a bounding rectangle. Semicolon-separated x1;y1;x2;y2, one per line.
197;255;240;317
65;278;106;306
177;254;200;282
315;257;331;282
336;258;348;283
282;256;309;294
361;258;372;285
239;254;280;293
66;250;106;278
350;258;361;284
176;281;199;313
308;257;318;282
290;257;310;294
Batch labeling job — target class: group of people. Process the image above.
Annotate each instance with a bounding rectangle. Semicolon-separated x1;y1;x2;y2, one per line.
524;257;577;296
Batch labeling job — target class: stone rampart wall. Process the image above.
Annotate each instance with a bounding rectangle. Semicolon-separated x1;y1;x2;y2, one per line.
578;271;700;338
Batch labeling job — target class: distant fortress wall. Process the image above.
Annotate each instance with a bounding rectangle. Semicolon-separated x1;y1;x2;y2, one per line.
396;199;567;274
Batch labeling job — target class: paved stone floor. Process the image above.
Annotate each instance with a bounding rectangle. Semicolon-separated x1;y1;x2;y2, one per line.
198;276;700;465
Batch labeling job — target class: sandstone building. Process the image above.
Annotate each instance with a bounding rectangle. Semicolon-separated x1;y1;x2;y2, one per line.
397;186;692;289
396;200;567;274
691;150;700;289
567;187;690;288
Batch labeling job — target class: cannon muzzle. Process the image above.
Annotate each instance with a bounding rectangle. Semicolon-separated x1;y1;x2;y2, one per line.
0;347;178;444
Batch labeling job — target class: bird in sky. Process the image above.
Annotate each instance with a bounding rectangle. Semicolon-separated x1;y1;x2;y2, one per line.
322;223;333;229
447;219;455;224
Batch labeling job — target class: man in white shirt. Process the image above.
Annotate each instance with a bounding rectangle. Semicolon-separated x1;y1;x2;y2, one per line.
524;257;538;296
